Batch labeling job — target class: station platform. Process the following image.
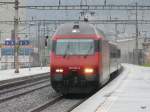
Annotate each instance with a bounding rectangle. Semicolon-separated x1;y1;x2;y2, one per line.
72;64;150;112
0;67;50;82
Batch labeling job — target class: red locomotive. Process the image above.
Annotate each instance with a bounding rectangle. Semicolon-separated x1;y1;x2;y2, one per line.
50;22;121;94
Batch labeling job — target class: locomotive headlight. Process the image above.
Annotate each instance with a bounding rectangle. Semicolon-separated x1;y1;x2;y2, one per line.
84;68;94;74
55;69;63;73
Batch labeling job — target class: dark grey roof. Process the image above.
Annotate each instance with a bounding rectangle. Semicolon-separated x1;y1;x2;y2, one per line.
55;22;96;35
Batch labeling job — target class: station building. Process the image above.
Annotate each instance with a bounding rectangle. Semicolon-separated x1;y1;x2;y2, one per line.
0;0;27;70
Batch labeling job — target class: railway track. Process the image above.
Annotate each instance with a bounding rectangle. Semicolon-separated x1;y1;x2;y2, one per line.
0;73;50;103
29;96;63;112
0;73;49;90
0;78;49;95
66;98;87;112
0;72;87;112
28;95;87;112
0;68;123;112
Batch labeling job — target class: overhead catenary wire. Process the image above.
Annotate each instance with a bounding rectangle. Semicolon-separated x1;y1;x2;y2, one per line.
1;19;150;25
18;4;150;10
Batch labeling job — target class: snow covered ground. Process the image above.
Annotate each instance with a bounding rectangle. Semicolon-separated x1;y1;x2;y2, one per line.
0;67;50;81
72;64;150;112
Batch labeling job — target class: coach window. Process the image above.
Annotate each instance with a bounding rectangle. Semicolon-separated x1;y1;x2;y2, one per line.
110;47;114;58
110;47;112;58
117;49;121;58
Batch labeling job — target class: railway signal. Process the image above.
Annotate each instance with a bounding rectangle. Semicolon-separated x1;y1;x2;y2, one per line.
44;36;49;47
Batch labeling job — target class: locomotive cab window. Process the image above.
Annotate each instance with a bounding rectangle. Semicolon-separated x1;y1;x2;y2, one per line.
54;39;95;55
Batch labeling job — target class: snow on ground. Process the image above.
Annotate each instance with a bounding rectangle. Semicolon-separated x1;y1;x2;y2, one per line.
0;67;50;81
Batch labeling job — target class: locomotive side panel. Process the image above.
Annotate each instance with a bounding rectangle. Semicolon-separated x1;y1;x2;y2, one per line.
101;40;110;84
109;44;120;74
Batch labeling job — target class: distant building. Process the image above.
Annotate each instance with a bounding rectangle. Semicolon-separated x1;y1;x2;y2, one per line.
143;38;150;64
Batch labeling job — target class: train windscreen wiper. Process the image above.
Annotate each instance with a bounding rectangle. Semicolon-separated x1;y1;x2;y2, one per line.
63;42;70;58
84;44;93;58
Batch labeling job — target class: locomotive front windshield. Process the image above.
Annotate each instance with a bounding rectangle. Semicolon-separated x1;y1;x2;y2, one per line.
55;39;94;55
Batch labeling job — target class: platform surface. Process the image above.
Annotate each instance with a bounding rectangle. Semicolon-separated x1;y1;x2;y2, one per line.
0;67;50;81
72;64;150;112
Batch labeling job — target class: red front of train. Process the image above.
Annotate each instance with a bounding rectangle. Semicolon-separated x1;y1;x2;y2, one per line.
50;22;106;94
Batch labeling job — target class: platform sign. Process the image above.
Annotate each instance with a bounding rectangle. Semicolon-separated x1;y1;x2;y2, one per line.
19;48;33;55
2;40;32;56
5;40;15;46
4;40;30;46
1;48;14;55
19;40;30;46
1;48;33;56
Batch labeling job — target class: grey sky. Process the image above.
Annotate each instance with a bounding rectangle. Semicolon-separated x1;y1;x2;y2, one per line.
27;0;150;5
26;0;150;20
26;0;150;38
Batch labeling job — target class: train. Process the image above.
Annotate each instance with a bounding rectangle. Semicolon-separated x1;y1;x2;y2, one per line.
50;22;121;94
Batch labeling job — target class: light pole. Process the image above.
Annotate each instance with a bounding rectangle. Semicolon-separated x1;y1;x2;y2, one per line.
14;0;19;73
0;31;1;43
113;17;119;43
135;2;138;50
